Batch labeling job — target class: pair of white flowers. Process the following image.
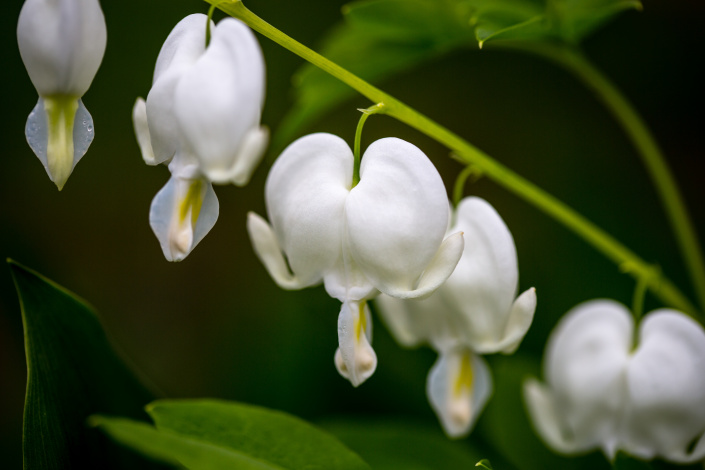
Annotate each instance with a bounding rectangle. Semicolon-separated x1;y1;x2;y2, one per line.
133;14;268;261
18;0;106;190
247;131;537;437
526;300;705;463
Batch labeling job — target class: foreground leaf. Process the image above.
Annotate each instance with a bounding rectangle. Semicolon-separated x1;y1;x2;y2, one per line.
94;399;372;470
9;260;161;470
321;419;484;470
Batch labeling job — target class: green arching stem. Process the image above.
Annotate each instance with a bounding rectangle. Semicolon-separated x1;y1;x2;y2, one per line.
206;0;700;317
629;266;657;321
497;41;705;314
452;165;482;208
205;1;223;46
353;103;385;186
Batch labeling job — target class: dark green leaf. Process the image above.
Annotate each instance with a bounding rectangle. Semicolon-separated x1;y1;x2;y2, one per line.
121;398;372;470
321;419;484;470
90;415;284;470
545;0;643;43
9;260;162;470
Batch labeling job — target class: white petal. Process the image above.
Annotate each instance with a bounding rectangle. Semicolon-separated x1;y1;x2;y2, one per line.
18;0;106;96
545;300;631;456
175;18;266;183
149;173;218;262
132;98;157;165
440;197;525;351
264;133;351;287
622;310;705;462
230;127;269;186
492;287;537;355
346;138;450;296
523;378;581;454
146;14;209;165
335;301;377;387
246;212;307;290
427;349;492;438
25;97;94;190
374;294;432;348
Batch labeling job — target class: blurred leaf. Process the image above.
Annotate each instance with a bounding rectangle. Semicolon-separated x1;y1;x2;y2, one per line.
320;419;484;470
91;415;284;470
273;0;475;152
276;0;640;151
95;398;371;470
9;260;163;470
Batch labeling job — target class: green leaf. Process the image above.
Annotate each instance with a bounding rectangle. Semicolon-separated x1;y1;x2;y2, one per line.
321;419;484;470
90;416;285;470
9;260;162;470
95;399;372;470
545;0;643;43
274;0;475;152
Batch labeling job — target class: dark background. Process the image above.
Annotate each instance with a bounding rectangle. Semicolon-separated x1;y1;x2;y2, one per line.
1;0;703;467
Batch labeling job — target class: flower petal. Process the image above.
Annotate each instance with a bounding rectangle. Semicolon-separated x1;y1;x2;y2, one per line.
264;133;352;288
132;97;157;165
493;287;537;355
174;18;266;183
439;197;525;351
229;127;269;186
18;0;106;96
146;14;208;165
335;301;377;387
545;299;632;457
622;310;705;462
149;172;218;262
25;97;94;190
523;378;581;454
247;212;307;290
346;138;450;296
427;349;492;438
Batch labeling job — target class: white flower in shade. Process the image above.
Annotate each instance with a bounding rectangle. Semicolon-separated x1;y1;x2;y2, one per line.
132;14;267;261
524;300;705;463
247;133;464;387
377;196;536;437
18;0;106;190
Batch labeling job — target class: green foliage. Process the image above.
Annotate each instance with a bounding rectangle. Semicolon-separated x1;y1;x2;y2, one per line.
9;260;161;470
321;419;484;469
275;0;641;148
93;399;372;470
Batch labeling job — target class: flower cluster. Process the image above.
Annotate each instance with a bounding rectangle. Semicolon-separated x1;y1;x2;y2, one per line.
525;300;705;463
247;133;464;386
377;196;536;437
133;14;268;261
18;0;107;190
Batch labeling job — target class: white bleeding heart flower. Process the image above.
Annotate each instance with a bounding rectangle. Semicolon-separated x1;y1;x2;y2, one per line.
376;196;536;437
18;0;107;190
133;14;267;261
247;133;464;386
524;300;705;463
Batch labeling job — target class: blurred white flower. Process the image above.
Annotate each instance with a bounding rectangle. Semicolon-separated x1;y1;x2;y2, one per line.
133;14;267;261
18;0;107;190
247;133;464;386
524;300;705;463
377;197;536;437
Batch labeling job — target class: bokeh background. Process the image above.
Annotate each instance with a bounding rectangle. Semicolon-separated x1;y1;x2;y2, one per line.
1;0;703;468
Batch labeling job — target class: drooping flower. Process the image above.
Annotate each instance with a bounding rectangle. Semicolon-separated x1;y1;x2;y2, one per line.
524;300;705;463
377;196;536;437
133;14;267;261
247;133;464;386
18;0;107;190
